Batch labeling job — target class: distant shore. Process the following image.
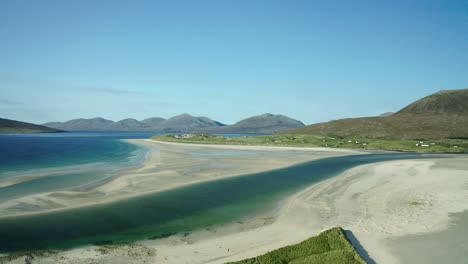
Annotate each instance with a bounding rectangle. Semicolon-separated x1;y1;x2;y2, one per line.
151;133;468;153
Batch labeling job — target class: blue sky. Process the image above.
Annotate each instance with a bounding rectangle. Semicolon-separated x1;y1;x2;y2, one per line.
1;0;467;125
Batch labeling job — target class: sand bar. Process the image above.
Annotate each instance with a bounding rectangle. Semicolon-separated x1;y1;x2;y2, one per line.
0;139;359;217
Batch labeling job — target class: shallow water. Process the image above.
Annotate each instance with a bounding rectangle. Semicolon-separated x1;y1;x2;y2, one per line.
0;132;156;174
0;152;435;252
0;132;153;202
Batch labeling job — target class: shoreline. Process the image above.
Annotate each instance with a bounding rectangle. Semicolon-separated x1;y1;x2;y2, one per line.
145;139;363;153
143;157;468;264
1;141;466;263
4;156;465;264
0;139;360;218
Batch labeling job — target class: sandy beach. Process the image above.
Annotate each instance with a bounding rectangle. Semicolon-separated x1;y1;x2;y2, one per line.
0;139;358;217
141;157;468;264
1;141;467;264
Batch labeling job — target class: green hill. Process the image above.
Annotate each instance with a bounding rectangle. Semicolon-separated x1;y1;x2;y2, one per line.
0;118;62;133
286;89;468;139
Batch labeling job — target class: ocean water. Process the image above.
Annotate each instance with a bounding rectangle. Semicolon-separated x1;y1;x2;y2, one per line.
0;132;158;172
0;132;155;202
0;131;267;202
0;150;437;252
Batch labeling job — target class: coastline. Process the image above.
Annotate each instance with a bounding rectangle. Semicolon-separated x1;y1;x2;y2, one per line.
0;139;360;218
2;155;466;263
142;156;468;264
1;141;466;264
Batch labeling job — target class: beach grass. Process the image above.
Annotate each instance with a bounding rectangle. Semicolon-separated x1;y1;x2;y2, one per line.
151;134;468;152
226;227;366;264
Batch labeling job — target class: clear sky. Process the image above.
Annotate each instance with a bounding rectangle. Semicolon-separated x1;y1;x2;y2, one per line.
1;0;467;125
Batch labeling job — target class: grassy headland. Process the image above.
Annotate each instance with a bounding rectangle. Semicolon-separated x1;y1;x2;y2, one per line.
227;227;366;264
151;134;468;152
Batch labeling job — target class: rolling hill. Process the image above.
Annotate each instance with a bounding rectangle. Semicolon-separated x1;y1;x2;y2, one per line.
286;89;468;139
0;118;62;133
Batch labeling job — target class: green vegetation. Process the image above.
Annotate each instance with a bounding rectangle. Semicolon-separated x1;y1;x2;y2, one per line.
151;134;468;152
226;227;365;264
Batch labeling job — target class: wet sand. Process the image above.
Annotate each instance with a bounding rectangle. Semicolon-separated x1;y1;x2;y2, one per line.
139;157;468;264
0;139;358;217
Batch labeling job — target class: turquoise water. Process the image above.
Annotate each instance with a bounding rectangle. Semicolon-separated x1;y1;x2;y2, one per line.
0;132;157;173
0;132;266;202
0;152;437;253
0;132;154;202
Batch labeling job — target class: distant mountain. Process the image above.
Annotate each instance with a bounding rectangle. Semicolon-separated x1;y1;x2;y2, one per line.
285;88;468;139
205;113;305;134
0;118;62;133
158;113;225;132
43;114;225;132
141;117;166;128
44;117;115;131
43;113;304;134
109;118;147;131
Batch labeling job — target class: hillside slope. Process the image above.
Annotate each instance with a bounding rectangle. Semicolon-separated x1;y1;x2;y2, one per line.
0;118;62;133
397;89;468;114
286;89;468;139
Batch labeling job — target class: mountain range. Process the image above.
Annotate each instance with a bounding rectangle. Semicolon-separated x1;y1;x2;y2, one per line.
286;88;468;139
42;113;304;134
4;88;467;137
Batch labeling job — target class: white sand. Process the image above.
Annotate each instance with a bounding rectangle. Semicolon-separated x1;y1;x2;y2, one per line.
3;153;467;264
135;157;468;264
0;139;358;217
